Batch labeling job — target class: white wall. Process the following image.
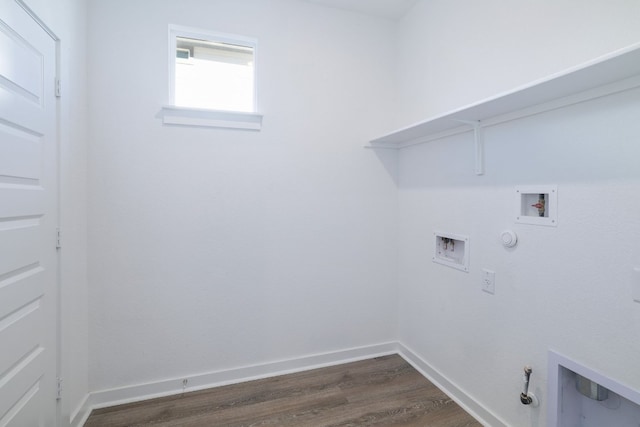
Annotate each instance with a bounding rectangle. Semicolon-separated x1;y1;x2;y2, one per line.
86;0;398;393
395;0;640;125
396;1;640;426
82;1;640;425
21;0;90;425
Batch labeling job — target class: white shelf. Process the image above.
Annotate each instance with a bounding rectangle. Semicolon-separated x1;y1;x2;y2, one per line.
369;43;640;150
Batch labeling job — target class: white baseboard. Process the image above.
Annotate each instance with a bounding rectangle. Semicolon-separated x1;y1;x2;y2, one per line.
87;342;399;412
78;341;501;427
397;342;507;427
70;394;92;427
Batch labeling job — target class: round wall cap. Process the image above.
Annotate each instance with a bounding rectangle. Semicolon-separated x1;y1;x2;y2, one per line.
501;230;518;248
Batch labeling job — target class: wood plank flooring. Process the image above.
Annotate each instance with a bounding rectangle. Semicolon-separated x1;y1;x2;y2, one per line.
85;355;482;427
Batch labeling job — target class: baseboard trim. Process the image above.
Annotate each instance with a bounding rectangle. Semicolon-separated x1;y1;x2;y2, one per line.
70;393;92;427
80;341;502;427
397;342;507;427
88;342;399;412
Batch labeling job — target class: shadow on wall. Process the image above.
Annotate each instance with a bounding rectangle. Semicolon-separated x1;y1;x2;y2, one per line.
368;146;399;186
396;87;640;190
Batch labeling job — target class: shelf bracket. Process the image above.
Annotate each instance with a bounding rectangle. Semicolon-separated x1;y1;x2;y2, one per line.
453;120;484;175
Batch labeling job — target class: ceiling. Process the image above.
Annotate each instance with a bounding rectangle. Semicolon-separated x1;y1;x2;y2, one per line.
303;0;419;21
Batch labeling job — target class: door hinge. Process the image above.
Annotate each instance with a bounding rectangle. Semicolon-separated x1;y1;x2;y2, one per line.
56;227;61;249
56;377;63;400
55;78;61;98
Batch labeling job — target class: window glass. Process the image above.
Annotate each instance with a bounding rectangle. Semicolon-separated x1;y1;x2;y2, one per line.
170;29;256;112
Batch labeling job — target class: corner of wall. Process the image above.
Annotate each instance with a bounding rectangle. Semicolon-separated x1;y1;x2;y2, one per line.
398;342;508;427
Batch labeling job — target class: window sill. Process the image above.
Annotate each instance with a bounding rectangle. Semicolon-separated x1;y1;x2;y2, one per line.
160;105;263;130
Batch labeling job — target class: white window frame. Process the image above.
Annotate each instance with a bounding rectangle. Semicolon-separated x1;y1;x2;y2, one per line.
161;24;262;130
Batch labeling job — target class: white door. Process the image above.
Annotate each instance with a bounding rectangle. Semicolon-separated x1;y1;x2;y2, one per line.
0;0;58;425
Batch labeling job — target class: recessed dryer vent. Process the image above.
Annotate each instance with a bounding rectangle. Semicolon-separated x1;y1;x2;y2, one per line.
516;185;558;226
433;231;469;272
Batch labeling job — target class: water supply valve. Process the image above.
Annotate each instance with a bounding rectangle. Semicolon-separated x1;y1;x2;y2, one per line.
531;194;546;217
520;366;539;407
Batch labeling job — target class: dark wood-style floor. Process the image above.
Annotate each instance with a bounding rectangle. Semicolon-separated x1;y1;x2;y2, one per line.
85;355;482;426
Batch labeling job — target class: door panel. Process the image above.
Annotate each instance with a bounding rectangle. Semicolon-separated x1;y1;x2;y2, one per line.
0;188;43;218
0;22;44;102
0;226;41;273
0;383;43;427
0;294;44;374
0;347;46;418
0;123;42;180
0;0;58;425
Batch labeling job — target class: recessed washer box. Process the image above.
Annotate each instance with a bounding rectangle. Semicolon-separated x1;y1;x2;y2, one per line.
433;231;469;272
516;185;558;227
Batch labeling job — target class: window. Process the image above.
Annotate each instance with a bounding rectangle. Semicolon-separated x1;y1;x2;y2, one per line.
162;25;262;130
174;36;255;111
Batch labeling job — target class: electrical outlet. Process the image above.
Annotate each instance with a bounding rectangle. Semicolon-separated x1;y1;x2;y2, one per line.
482;269;495;294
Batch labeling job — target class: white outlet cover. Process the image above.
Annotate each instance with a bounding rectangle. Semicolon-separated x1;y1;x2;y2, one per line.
482;269;495;294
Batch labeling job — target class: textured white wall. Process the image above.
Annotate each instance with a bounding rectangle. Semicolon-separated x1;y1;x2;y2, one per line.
395;0;640;126
22;0;90;424
396;1;640;426
86;0;398;392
